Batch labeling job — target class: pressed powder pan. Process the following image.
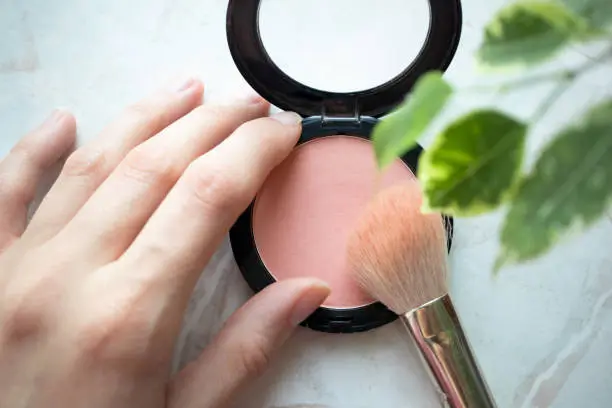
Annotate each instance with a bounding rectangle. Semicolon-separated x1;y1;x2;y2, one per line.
227;0;461;333
253;135;416;309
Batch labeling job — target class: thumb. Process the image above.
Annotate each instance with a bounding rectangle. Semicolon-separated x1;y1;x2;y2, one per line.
168;278;330;408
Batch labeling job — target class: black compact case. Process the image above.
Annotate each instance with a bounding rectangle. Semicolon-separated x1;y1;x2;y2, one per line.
227;0;462;333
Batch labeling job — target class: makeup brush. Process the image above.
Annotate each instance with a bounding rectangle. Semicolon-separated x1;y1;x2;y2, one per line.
346;182;496;408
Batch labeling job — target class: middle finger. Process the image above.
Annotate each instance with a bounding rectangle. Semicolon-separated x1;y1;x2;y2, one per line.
121;112;301;290
24;80;204;245
57;96;269;264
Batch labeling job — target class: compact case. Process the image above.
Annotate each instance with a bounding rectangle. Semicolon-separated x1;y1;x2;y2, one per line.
227;0;462;333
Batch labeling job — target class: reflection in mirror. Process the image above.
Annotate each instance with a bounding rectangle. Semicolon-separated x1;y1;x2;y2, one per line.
259;0;431;93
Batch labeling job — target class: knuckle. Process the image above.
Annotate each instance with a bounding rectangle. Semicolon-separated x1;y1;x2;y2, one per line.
121;146;179;186
191;105;226;130
69;274;161;369
0;173;27;204
235;118;271;136
0;147;37;203
9;140;35;160
77;310;127;351
1;300;47;342
234;119;295;163
0;272;57;343
63;148;107;178
124;101;168;131
185;160;251;215
75;300;152;367
236;337;272;377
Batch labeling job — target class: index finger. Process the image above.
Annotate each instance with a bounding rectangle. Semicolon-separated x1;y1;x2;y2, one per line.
118;111;301;289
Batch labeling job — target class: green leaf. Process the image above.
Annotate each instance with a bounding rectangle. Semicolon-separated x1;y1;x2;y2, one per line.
496;100;612;269
372;71;453;168
478;1;589;68
562;0;612;29
418;110;527;216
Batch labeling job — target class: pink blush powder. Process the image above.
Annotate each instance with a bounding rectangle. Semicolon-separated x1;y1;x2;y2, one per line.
252;136;415;308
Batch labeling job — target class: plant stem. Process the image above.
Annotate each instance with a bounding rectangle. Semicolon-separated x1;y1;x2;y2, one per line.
530;76;573;121
463;71;570;93
530;46;612;121
463;44;612;95
577;44;612;71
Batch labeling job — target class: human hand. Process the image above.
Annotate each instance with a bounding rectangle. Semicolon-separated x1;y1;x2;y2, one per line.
0;79;330;408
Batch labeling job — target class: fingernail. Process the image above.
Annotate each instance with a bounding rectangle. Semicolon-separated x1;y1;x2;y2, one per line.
271;111;301;126
174;78;197;92
290;281;331;326
43;109;67;127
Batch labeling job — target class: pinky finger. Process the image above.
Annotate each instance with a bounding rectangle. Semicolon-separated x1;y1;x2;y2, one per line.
0;110;76;250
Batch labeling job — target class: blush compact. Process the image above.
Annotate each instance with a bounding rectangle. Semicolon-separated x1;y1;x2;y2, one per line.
227;0;461;333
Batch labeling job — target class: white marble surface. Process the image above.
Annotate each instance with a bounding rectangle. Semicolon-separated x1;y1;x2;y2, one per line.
2;0;612;407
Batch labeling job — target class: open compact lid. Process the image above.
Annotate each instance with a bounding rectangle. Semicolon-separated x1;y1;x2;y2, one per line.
226;0;462;119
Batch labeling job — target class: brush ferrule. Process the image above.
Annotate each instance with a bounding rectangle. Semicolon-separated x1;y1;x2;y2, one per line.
402;294;496;408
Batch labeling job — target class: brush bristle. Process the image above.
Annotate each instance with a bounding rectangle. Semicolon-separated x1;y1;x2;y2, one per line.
346;182;449;315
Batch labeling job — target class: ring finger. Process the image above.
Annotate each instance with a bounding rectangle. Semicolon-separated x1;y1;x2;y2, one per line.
120;111;301;292
57;95;269;264
23;79;204;246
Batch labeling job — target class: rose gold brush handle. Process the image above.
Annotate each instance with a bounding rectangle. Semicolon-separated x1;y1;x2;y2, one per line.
401;294;496;408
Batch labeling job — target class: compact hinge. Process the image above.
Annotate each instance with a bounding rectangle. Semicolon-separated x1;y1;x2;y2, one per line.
321;102;361;128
